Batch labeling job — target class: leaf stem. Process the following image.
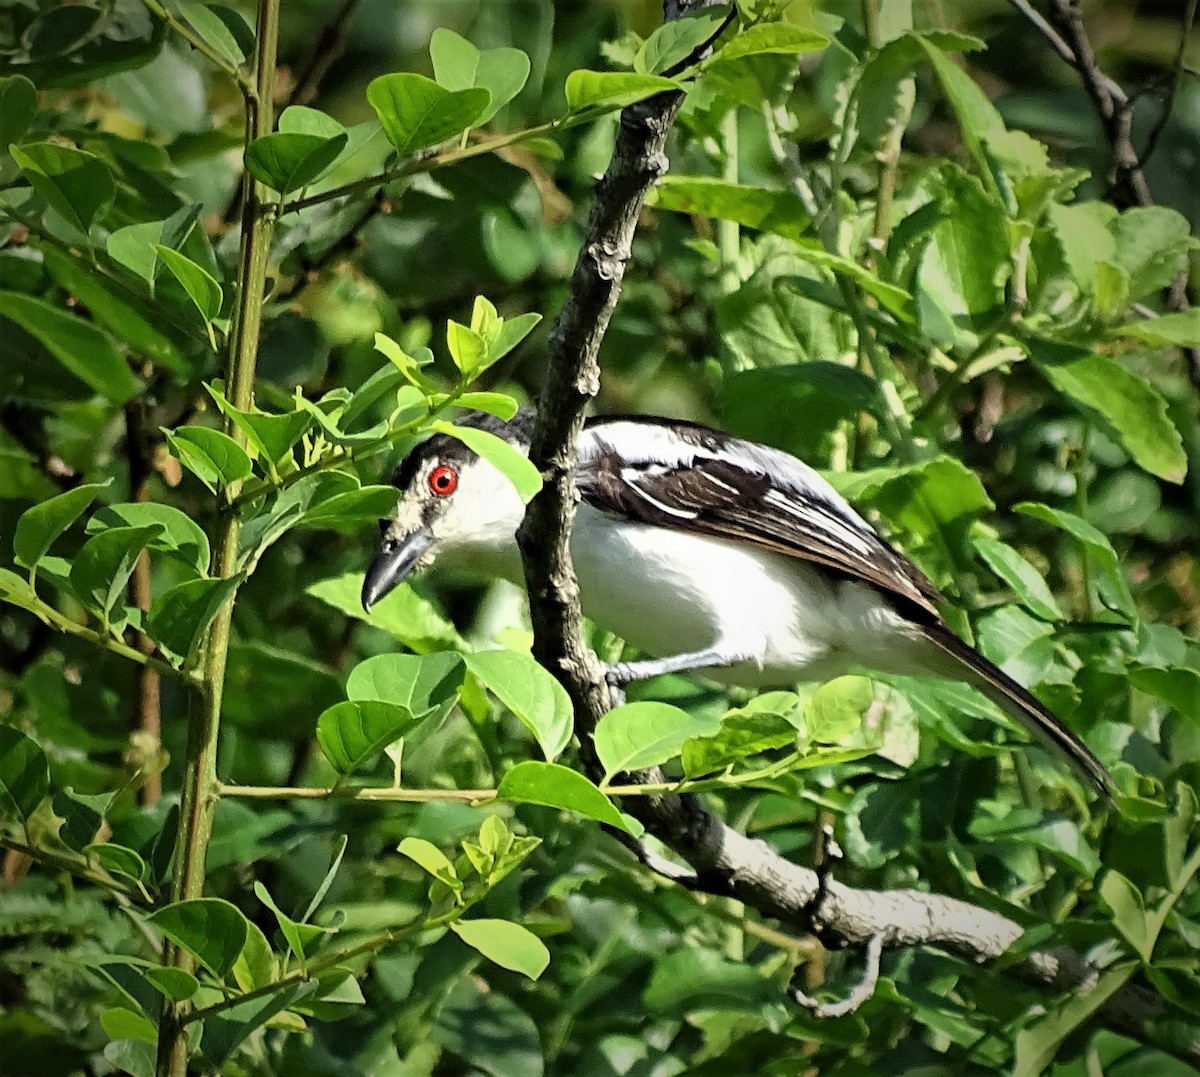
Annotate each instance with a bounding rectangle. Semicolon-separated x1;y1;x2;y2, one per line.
0;834;148;903
21;591;196;685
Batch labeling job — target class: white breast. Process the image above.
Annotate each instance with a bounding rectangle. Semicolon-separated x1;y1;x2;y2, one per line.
570;506;857;686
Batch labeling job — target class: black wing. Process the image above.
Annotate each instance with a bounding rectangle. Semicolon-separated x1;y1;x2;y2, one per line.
577;417;943;623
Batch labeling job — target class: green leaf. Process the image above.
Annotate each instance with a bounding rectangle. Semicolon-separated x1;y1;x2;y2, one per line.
69;524;163;621
497;761;631;832
1014;502;1134;618
454;392;520;420
88;502;210;576
0;569;41;615
10;142;115;234
972;534;1063;622
244;131;348;195
1129;666;1200;722
0;291;141;403
487;312;541;366
302;835;349;923
446;319;487;375
0;76;38;149
650;177;810;241
174;1;246;65
253;882;331;967
1045;202;1118;295
1012;965;1136;1076
317;700;426;775
681;694;800;777
643;946;781;1017
205;384;312;466
1033;347;1186;483
1116;309;1200;348
784;249;914;322
563;70;680;112
278;105;345;138
140;966;199;1003
366;73;490;156
720;363;879;461
593;701;721;778
163;426;253;494
13;479;111;569
915;38;1006;189
87;843;147;881
450;919;550;980
149;899;250;978
299;485;401;530
105;205;202;286
431;420;542;502
914;168;1009;350
346;651;465;711
155;246;223;322
463;650;572;762
1097;870;1153;960
103;1041;154;1077
635;6;732;75
306;572;462;653
1110;206;1194;299
430;29;531;125
100;1007;157;1044
397;836;460;889
806;676;874;743
716;22;828;60
148;575;244;665
0;726;50;823
231;920;276;993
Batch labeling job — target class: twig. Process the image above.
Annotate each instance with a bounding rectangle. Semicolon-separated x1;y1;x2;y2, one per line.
1137;0;1197;167
285;0;363;108
792;932;884;1017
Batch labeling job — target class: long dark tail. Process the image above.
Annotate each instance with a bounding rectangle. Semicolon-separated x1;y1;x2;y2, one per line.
924;622;1117;802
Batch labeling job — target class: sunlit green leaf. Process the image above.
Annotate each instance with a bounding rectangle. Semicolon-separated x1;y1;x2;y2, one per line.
366;73;490;156
497;761;630;832
430;29;530;125
594;701;721;777
463;650;572;762
564;70;680;112
451;919;550;979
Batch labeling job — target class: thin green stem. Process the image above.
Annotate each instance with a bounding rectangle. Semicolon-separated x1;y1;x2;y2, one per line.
141;0;253;92
0;834;148;904
182;903;465;1026
279;103;636;217
26;592;197;685
156;2;280;1074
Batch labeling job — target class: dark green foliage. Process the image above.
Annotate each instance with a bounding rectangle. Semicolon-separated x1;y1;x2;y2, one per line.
1;1;1200;1075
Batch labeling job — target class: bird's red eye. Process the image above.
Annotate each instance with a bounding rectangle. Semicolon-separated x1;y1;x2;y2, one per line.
428;464;458;496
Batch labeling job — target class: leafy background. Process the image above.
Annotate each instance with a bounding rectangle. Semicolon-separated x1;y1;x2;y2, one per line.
2;0;1200;1074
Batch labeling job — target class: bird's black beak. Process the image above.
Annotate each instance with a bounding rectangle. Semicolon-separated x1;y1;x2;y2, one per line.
362;528;433;611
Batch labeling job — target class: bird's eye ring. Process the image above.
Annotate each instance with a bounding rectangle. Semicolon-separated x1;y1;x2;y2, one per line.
428;464;458;496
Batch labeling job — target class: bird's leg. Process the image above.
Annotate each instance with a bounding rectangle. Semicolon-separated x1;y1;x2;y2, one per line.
606;644;753;686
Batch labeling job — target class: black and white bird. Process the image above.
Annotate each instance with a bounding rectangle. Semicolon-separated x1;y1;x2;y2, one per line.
362;407;1115;799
